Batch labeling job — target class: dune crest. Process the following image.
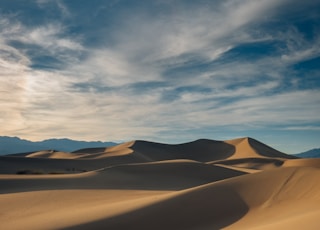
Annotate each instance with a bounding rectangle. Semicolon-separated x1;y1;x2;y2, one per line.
225;137;296;159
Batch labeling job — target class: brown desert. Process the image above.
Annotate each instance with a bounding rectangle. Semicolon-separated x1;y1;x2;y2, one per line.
1;137;320;229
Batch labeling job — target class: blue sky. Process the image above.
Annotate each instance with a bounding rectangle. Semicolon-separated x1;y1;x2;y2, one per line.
0;0;319;153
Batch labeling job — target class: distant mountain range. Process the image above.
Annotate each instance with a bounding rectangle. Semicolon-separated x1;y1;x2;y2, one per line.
294;148;320;158
0;136;117;155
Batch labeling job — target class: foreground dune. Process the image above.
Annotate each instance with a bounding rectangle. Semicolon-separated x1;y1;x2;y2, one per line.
0;137;319;229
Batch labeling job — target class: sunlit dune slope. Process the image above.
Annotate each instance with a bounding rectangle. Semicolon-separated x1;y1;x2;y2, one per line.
26;150;83;159
62;166;320;230
282;158;320;168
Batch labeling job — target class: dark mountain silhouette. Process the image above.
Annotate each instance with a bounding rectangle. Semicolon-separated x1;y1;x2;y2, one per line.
295;148;320;158
0;136;117;155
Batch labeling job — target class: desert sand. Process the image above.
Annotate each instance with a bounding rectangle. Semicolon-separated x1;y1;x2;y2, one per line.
0;137;319;230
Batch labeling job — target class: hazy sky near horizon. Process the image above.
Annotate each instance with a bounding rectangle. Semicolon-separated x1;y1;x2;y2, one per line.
0;0;319;153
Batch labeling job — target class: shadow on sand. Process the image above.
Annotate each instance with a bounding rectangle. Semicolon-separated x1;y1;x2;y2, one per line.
63;184;248;230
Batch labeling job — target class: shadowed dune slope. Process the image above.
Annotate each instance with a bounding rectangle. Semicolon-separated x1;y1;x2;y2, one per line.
247;137;297;159
0;153;150;174
0;159;247;193
129;139;236;161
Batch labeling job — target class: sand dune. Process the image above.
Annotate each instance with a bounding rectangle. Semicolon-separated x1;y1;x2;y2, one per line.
225;137;296;159
0;137;319;230
0;160;247;194
64;166;320;230
25;150;84;159
210;157;285;170
4;137;294;162
282;158;320;168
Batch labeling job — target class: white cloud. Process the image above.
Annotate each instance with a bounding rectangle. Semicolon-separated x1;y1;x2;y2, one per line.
283;126;320;131
279;27;320;64
0;16;84;69
105;0;272;63
173;89;320;130
56;0;71;18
